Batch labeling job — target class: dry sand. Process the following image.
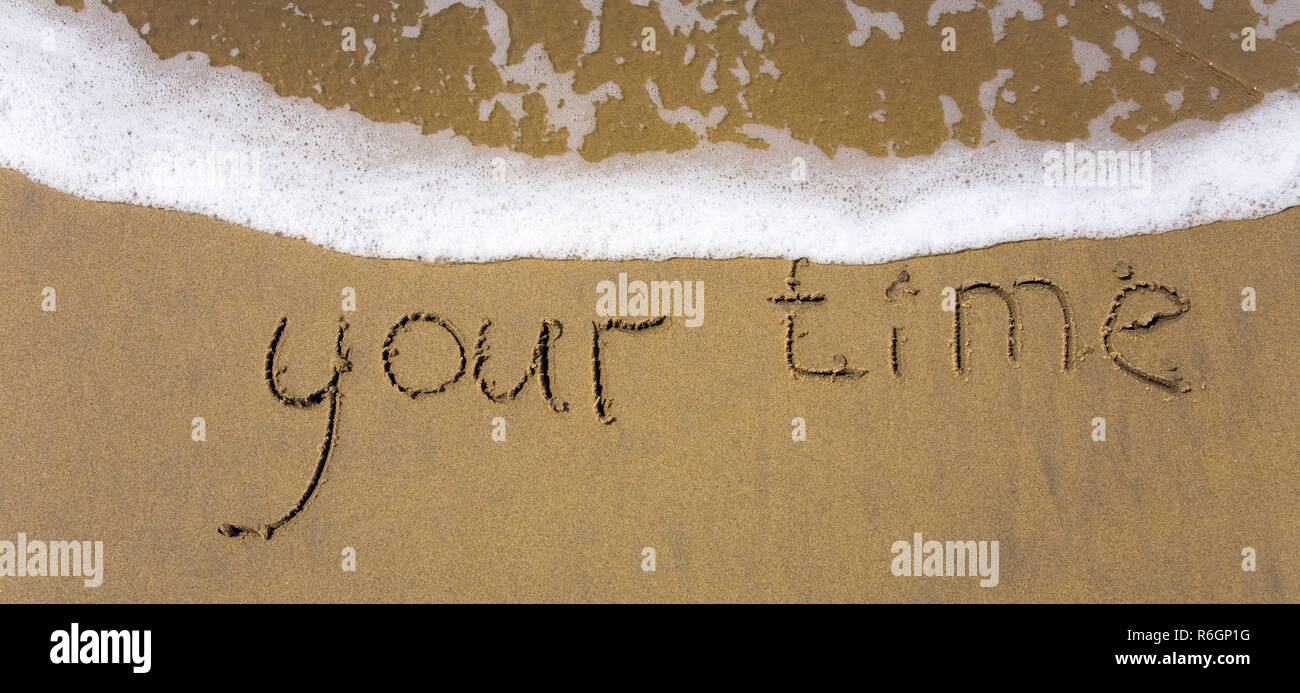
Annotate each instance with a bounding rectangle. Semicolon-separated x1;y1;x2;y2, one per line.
0;167;1294;602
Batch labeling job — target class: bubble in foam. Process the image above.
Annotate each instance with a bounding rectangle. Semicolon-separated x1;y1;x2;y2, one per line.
0;0;1298;265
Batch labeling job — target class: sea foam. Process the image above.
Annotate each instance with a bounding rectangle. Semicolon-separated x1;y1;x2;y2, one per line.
0;0;1297;264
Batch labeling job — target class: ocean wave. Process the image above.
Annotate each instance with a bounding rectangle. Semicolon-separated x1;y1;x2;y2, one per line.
1;0;1297;263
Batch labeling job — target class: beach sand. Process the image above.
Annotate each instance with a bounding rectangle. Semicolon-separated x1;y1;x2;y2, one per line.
0;167;1294;602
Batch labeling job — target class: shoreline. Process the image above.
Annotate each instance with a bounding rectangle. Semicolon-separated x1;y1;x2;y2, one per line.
5;1;1299;264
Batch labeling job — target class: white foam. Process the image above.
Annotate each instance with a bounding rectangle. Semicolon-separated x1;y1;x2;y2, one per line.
1;0;1298;265
844;1;905;46
1070;38;1111;84
1251;0;1300;40
1114;25;1140;60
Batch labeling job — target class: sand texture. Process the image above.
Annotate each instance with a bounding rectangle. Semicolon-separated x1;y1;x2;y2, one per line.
0;168;1294;602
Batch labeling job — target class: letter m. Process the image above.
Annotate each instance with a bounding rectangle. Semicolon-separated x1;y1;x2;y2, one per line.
101;631;131;664
49;541;81;577
945;540;977;577
649;280;683;317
